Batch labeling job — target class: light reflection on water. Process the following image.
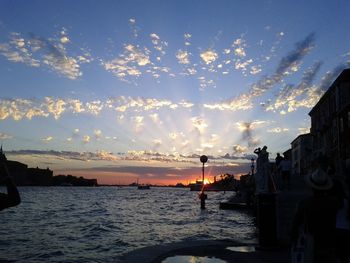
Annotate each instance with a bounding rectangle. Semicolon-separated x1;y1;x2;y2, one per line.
0;187;256;262
162;255;227;263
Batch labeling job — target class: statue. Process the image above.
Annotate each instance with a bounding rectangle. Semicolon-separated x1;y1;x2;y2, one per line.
254;146;269;192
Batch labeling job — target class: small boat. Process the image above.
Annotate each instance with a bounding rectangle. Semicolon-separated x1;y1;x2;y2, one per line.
136;179;150;189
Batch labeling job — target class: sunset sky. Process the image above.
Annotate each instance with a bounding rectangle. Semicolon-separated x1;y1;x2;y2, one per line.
1;0;350;185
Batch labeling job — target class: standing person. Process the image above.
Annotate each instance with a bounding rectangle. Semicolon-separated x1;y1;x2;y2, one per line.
275;153;283;168
279;156;292;190
291;169;337;263
0;159;21;211
331;179;350;263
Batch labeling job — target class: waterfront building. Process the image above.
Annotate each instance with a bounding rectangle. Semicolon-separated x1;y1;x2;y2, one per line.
309;68;350;179
291;133;313;177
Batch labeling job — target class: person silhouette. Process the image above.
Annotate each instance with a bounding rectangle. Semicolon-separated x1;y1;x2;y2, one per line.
330;179;350;263
291;169;337;262
0;161;21;211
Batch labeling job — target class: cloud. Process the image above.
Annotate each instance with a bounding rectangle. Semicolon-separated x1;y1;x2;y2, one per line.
42;136;53;142
0;31;91;79
30;34;83;79
153;139;162;148
85;100;103;115
200;49;218;64
0;96;194;121
45;97;66;119
298;127;310;135
250;65;262;75
129;18;139;38
150;33;167;56
184;33;191;46
265;61;322;113
203;93;253;111
176;50;190;64
132;116;144;132
267;127;289;133
82;135;90;143
103;44;150;80
234;47;246;57
191;116;208;134
0;33;40;67
149;113;160;124
251;33;316;97
94;129;102;140
168;132;178;140
232;144;248;155
6;149;120;162
0;132;13;140
106;96;190;113
204;34;316;112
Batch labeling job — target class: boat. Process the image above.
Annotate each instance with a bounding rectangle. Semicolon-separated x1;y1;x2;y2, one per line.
136;179;150;189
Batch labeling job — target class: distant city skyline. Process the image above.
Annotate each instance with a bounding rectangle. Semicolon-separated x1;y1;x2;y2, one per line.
1;0;350;184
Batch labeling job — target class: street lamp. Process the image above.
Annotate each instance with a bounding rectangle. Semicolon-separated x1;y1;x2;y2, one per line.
200;155;208;183
199;155;208;209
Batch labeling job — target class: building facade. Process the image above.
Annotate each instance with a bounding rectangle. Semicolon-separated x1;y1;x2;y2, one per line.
291;133;313;177
309;68;350;179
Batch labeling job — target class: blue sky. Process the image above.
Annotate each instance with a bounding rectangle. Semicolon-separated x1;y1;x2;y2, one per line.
0;0;349;184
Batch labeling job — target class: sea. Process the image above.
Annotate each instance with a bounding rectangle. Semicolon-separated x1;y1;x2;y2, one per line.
0;187;256;263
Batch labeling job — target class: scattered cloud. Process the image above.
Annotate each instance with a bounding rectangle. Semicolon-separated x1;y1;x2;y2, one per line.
191;116;208;134
103;43;151;81
0;31;91;79
94;129;102;140
129;18;139;38
150;33;167;56
203;93;253;111
176;50;190;64
82;135;90;143
42;136;53;142
200;49;218;64
267;127;289;133
0;132;13;140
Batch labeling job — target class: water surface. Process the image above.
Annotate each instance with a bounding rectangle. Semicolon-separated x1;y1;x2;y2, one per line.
0;187;256;262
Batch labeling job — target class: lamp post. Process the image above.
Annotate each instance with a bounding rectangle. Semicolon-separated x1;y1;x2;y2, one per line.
251;158;255;176
199;155;208;209
200;155;208;183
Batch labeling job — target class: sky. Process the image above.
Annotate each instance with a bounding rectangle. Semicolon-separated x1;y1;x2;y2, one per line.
0;0;350;185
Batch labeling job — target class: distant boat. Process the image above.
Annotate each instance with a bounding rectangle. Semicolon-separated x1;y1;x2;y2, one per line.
136;179;150;189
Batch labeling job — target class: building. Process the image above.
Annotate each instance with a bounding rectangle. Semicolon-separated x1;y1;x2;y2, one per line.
309;68;350;179
291;133;313;177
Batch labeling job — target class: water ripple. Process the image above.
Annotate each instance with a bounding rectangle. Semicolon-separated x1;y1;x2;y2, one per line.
0;187;256;262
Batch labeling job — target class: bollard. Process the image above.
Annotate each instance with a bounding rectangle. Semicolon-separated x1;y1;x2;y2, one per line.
256;192;277;248
199;191;207;209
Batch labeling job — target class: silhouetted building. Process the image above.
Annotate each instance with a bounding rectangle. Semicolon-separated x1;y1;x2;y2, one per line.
0;148;96;186
53;174;97;186
27;167;53;186
283;149;292;160
291;133;313;177
309;68;350;179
